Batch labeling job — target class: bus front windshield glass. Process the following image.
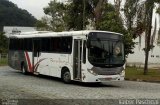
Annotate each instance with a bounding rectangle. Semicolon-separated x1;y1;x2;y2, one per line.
88;32;125;67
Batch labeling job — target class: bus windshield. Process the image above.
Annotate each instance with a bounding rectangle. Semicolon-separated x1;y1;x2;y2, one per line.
88;32;125;67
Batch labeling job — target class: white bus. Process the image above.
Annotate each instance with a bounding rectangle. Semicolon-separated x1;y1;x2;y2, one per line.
8;30;125;83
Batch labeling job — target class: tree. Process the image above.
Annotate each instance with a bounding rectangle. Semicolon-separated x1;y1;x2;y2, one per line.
35;16;50;31
0;32;8;53
97;4;125;33
143;0;155;75
123;0;160;74
156;4;160;45
40;0;108;31
88;0;108;29
97;3;134;56
65;0;95;30
42;0;67;32
123;0;147;39
129;0;160;75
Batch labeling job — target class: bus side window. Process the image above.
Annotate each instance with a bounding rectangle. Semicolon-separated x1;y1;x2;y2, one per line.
41;38;50;52
51;37;61;53
61;37;72;53
83;41;86;64
15;39;20;50
51;37;72;54
24;38;32;51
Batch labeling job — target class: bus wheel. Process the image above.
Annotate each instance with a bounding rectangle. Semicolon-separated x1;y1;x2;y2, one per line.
62;70;71;83
21;64;28;75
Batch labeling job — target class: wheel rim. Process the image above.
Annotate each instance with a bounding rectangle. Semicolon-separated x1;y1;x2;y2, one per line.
63;72;70;82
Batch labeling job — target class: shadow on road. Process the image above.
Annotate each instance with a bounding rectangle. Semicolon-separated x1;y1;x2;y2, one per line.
12;69;121;88
71;81;121;88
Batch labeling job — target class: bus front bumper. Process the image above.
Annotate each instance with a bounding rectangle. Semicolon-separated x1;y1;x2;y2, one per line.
83;71;125;82
97;75;125;82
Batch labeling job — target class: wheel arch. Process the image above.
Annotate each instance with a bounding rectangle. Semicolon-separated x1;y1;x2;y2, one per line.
61;66;73;80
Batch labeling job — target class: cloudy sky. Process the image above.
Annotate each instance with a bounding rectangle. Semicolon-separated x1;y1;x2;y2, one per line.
9;0;51;19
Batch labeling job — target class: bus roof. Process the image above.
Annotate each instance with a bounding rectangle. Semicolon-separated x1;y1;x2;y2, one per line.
9;30;123;38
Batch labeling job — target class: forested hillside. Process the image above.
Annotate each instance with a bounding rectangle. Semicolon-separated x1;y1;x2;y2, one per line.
0;0;37;28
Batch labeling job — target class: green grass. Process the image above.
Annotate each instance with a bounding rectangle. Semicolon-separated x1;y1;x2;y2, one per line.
125;67;160;82
0;58;8;66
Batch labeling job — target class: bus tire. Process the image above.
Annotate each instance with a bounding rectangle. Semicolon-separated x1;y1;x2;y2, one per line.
21;63;28;75
62;68;71;83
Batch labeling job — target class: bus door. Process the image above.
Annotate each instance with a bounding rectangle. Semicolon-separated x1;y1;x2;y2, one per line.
73;39;82;80
33;39;41;71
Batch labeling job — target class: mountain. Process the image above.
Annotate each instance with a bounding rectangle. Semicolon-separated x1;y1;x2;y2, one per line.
0;0;37;28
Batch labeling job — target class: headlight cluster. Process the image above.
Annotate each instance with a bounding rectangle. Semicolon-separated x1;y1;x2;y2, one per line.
119;70;125;76
87;69;98;76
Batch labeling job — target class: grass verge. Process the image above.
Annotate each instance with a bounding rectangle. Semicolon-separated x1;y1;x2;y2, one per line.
0;58;8;66
125;67;160;82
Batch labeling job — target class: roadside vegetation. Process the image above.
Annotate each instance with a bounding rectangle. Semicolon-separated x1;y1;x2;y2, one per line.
125;67;160;82
0;32;8;53
0;32;8;66
0;58;8;66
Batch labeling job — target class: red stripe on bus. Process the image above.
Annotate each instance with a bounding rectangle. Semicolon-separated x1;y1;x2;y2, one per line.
34;58;47;72
25;52;33;72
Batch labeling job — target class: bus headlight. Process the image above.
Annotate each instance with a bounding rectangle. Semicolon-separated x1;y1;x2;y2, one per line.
119;70;125;76
87;69;98;76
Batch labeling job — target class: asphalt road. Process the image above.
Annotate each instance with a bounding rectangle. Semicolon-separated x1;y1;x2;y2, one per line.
0;66;160;105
